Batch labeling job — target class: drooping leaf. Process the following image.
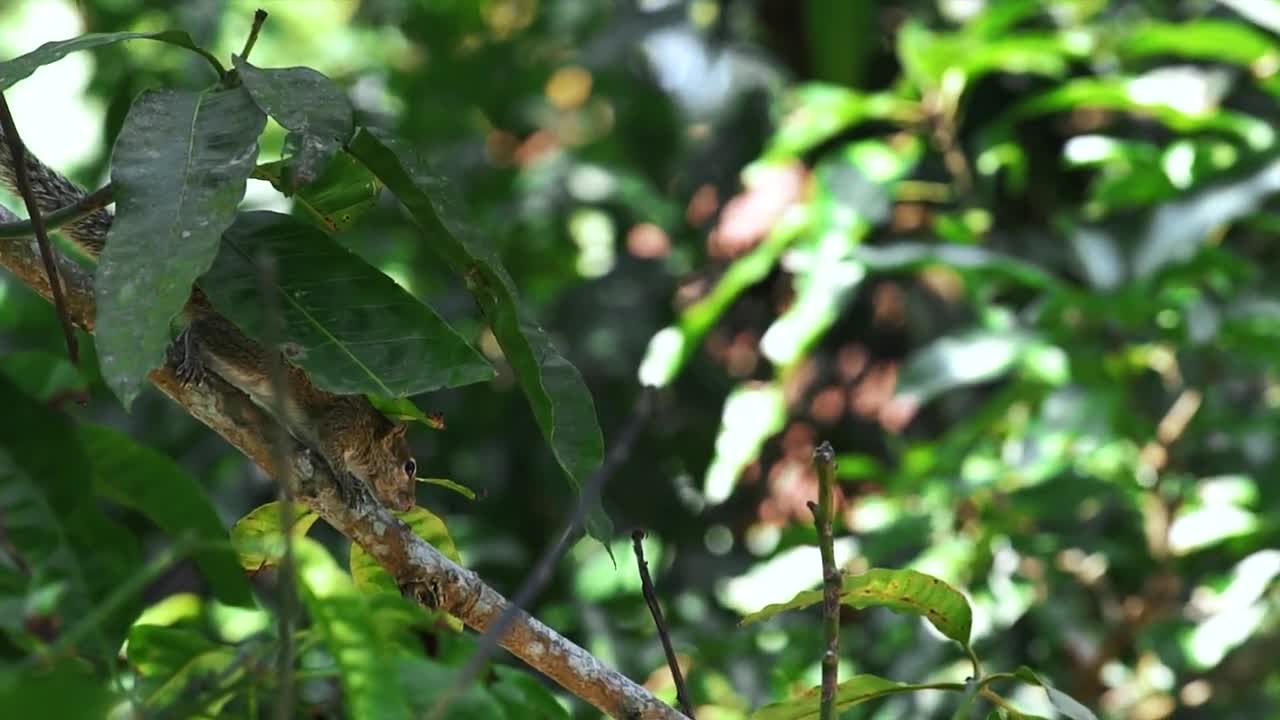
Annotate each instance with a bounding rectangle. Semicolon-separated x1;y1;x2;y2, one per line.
95;85;266;408
78;424;254;608
198;210;494;396
254;152;381;233
1014;667;1098;720
751;674;933;720
0;31;224;91
346;128;608;539
1121;20;1279;71
234;57;354;187
742;568;973;648
0;376;141;659
228;501;319;572
295;537;414;720
350;506;463;631
763;86;917;161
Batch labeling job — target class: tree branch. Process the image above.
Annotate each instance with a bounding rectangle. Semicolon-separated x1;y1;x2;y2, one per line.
0;202;684;720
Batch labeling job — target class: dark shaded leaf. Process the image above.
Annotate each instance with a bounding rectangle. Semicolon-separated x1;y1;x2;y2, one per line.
234;57;354;187
95;85;266;408
346;127;607;538
200;211;494;396
0;376;141;657
79;424;254;608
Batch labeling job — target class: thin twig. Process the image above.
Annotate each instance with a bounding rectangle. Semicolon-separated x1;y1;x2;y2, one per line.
256;250;298;720
427;387;658;720
0;182;114;240
810;441;839;720
632;529;695;718
240;9;269;62
0;96;78;363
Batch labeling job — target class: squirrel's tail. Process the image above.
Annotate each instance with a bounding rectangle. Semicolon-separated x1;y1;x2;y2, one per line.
0;122;112;257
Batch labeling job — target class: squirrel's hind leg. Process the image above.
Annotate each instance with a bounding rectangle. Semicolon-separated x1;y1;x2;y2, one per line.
167;327;208;386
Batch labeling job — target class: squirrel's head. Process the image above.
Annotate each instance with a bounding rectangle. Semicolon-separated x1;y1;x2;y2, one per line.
375;423;417;512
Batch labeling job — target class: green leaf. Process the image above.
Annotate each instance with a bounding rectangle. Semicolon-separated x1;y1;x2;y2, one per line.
199;211;494;396
398;655;508;719
0;661;115;720
703;382;787;505
751;674;934;720
421;477;476;501
346;127;608;539
95;85;266;409
228;501;319;571
853;242;1061;290
126;624;218;678
78;424;254;608
296;537;414;720
234;57;354;187
1014;667;1097;720
142;646;240;712
368;395;446;429
742;568;973;648
0;375;141;658
350;506;463;630
0;31;224;91
0;350;86;402
896;329;1034;404
1121;20;1278;69
254;152;381;233
764;86;916;161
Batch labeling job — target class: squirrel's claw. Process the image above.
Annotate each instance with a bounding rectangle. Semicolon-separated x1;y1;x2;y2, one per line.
168;328;207;387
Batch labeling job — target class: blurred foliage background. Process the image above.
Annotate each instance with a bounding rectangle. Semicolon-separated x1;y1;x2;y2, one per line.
3;0;1280;718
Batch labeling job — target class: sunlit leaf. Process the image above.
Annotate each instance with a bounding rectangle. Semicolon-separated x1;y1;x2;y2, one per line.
742;568;973;648
228;502;318;571
703;382;786;505
897;329;1033;404
295;538;413;720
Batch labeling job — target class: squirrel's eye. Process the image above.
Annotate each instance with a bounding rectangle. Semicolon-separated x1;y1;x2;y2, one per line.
404;459;417;477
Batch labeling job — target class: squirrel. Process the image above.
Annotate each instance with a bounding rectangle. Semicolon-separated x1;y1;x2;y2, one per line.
0;125;418;512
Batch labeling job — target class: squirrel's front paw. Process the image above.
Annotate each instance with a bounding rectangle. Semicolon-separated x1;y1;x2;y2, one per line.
167;328;207;386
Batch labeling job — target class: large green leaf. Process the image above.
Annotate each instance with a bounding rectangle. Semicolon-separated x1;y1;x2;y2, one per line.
752;674;937;720
0;662;115;720
295;537;413;720
234;57;354;187
0;31;224;91
0;376;141;658
741;568;973;648
95;85;266;408
199;210;494;396
346;128;607;537
77;424;254;608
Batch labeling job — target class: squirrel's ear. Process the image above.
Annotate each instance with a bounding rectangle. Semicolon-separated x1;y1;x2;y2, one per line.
386;423;408;441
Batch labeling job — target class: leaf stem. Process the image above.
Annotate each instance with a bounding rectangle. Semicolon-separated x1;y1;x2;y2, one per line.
240;9;269;62
0;182;114;241
811;441;840;720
